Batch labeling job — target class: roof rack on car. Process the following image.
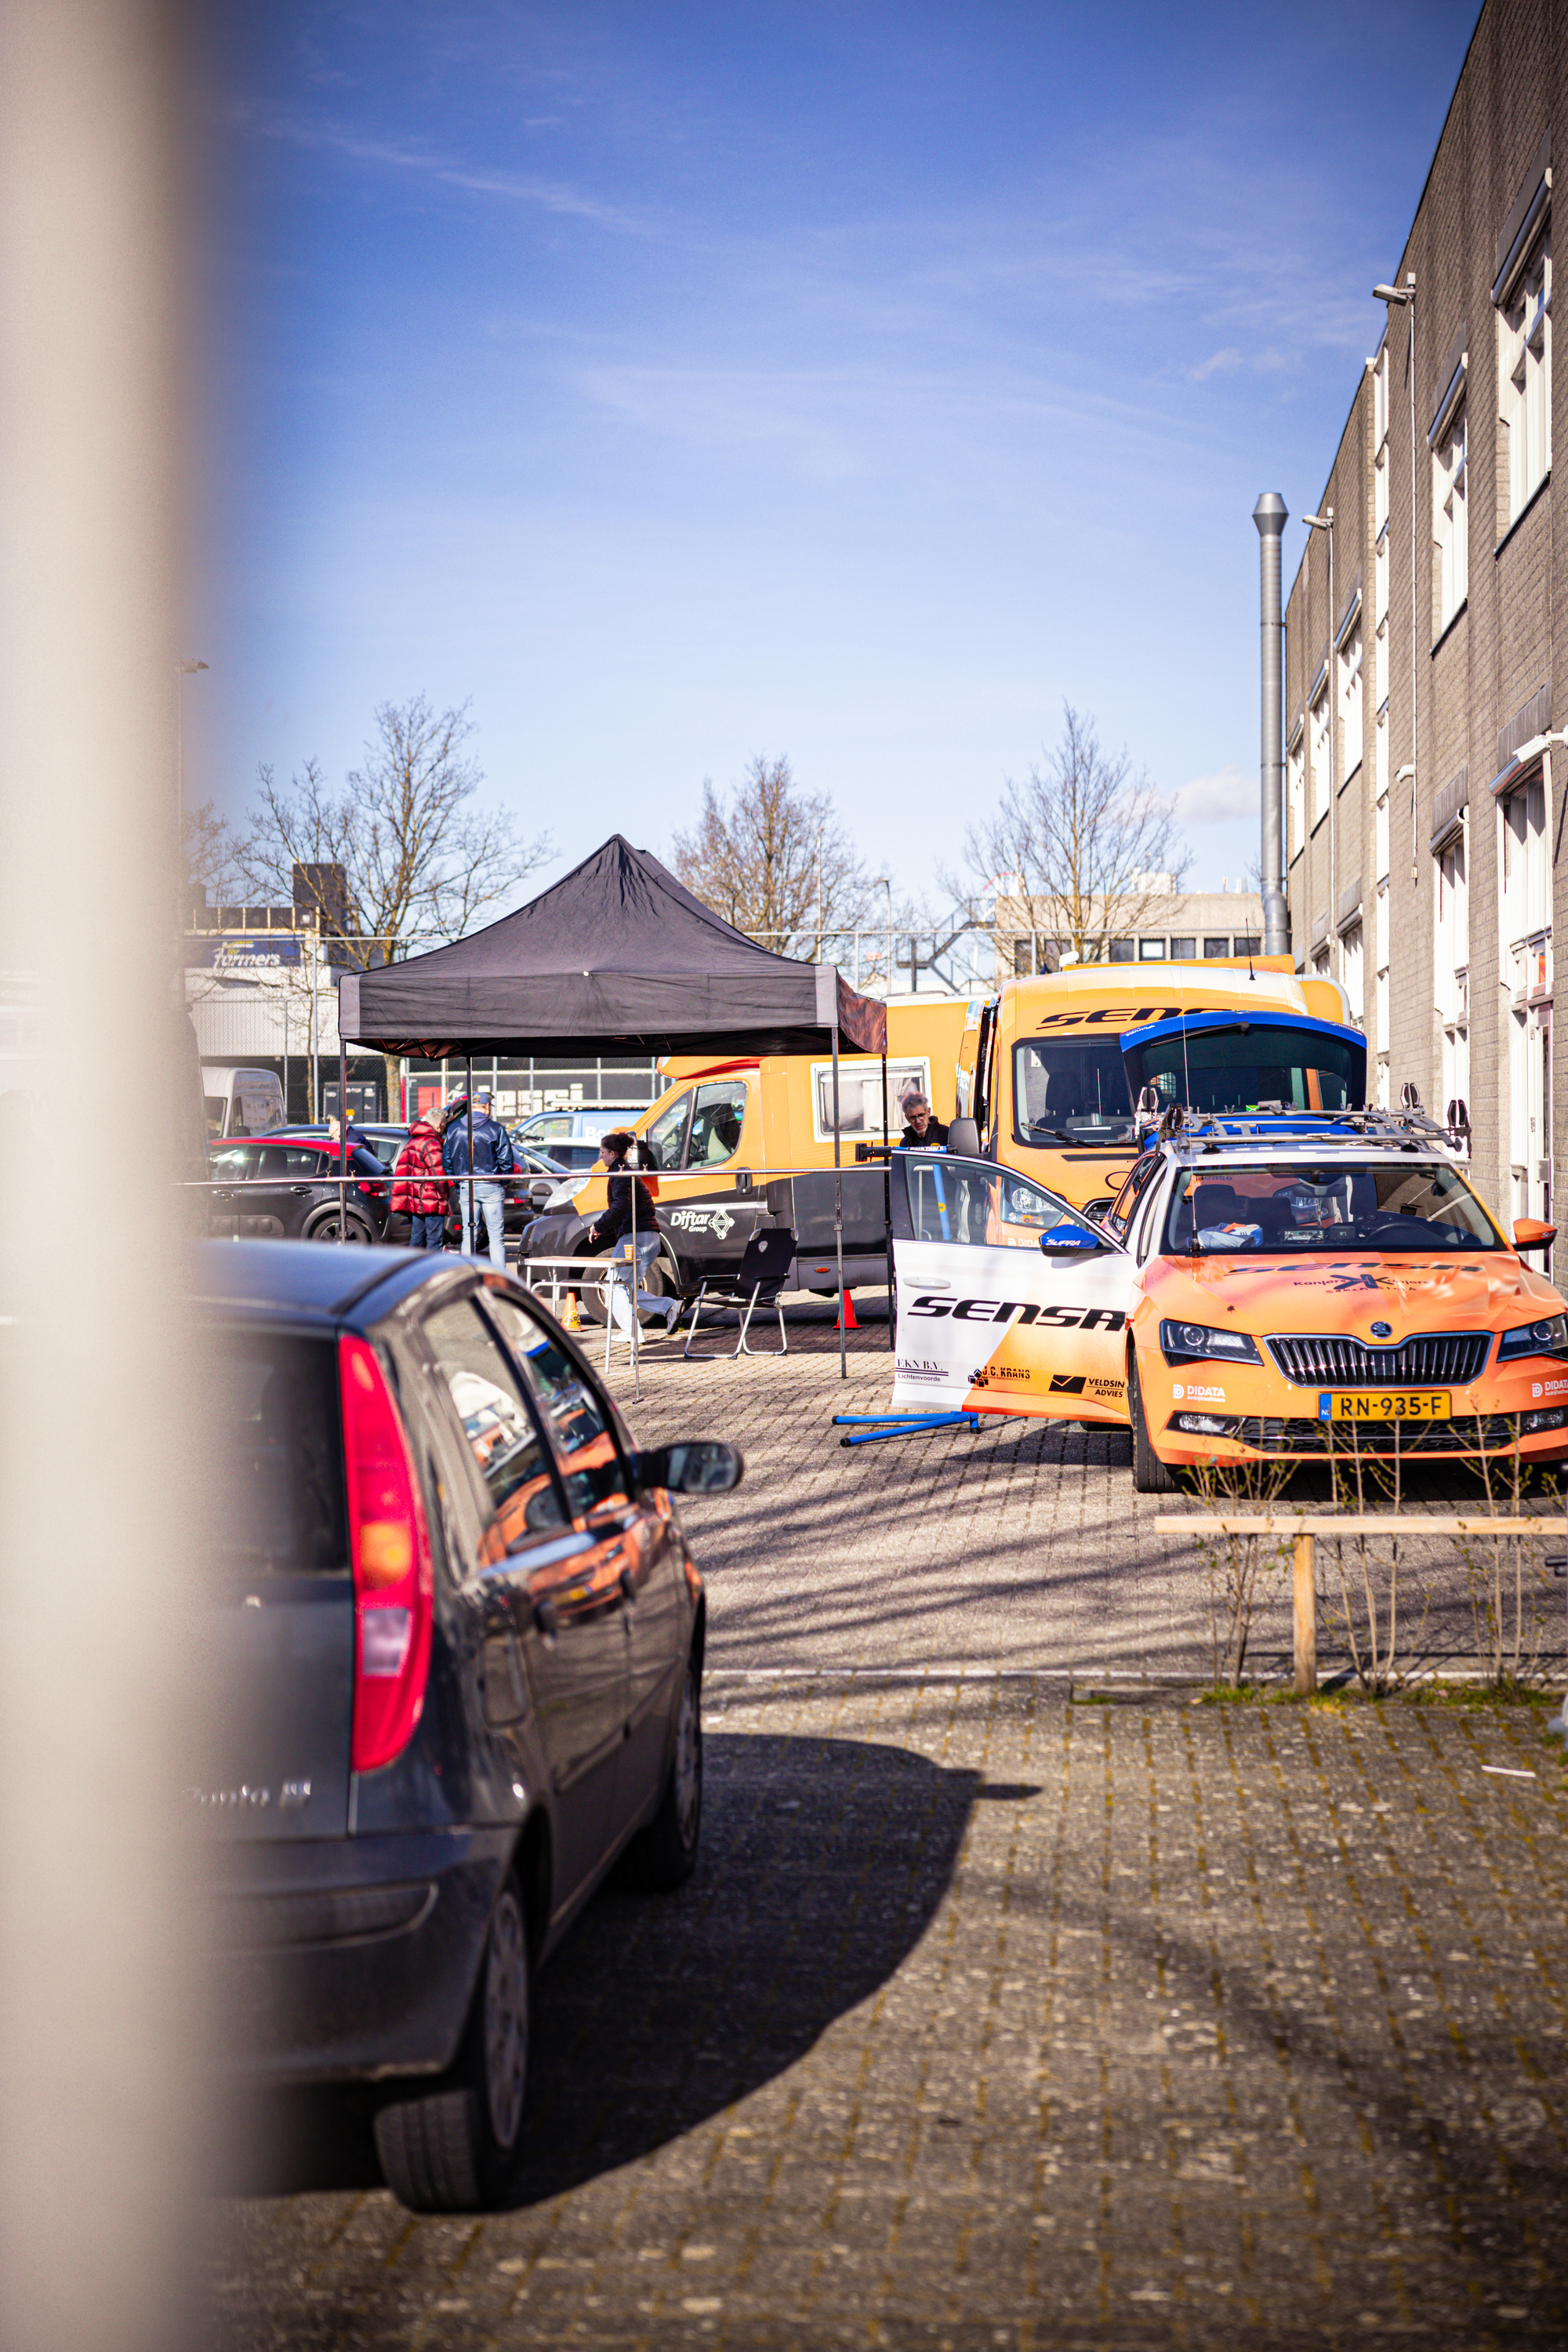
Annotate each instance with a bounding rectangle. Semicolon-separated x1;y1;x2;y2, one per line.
1149;1103;1455;1155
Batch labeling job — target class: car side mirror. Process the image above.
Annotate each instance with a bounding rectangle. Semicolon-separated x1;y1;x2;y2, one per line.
1514;1217;1556;1253
633;1440;744;1496
946;1117;982;1157
1040;1224;1103;1258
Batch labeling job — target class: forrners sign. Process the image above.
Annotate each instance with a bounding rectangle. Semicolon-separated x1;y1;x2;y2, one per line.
193;936;303;972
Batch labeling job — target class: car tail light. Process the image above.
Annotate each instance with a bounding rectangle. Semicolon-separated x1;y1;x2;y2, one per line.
338;1333;434;1773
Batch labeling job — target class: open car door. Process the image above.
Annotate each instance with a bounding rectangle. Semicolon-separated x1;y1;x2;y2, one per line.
889;1152;1135;1425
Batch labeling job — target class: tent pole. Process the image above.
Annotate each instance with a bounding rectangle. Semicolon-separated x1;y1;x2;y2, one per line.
465;1055;474;1257
882;1044;892;1351
833;1012;844;1378
338;1044;347;1241
629;1131;640;1401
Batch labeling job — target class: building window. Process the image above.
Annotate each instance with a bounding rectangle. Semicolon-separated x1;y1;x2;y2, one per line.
1108;938;1134;964
1233;935;1261;955
1011;936;1033;976
1310;684;1330;825
1338;619;1363;781
1341;922;1364;1028
1436;821;1468;1158
1499;230;1551;525
1498;779;1550;1218
1203;935;1229;959
1376;789;1390;884
1138;937;1166;960
1287;734;1305;858
1169;936;1196;960
1312;946;1330;979
1432;404;1468;628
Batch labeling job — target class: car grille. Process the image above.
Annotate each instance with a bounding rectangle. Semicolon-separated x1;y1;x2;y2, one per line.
1265;1331;1491;1388
1236;1413;1526;1457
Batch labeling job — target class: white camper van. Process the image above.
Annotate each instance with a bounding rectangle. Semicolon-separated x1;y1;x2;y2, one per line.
202;1065;285;1140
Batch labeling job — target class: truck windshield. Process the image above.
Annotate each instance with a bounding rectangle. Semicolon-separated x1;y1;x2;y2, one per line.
1013;1039;1134;1144
1124;1022;1361;1115
1163;1161;1501;1254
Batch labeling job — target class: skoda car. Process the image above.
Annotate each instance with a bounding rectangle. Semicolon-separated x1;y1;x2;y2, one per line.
1113;1117;1568;1490
885;1118;1568;1492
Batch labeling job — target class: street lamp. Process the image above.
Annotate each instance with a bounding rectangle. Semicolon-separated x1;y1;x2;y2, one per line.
176;656;209;915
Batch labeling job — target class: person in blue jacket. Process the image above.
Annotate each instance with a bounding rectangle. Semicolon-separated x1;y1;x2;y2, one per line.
442;1086;515;1267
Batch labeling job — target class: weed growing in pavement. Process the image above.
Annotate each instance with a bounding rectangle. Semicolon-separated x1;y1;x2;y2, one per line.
1316;1430;1435;1697
1187;1455;1293;1689
1456;1427;1561;1687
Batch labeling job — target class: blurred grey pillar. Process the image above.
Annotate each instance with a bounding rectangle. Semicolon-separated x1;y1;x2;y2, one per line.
0;2;198;2348
1254;492;1290;959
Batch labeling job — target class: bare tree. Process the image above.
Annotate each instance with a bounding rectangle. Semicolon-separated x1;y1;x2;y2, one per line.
239;695;552;967
670;755;870;958
962;703;1189;963
181;798;244;906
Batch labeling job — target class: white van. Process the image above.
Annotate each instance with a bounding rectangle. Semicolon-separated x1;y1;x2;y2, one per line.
202;1065;285;1140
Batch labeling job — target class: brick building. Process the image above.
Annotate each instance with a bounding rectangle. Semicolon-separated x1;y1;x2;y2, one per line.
1284;0;1563;1234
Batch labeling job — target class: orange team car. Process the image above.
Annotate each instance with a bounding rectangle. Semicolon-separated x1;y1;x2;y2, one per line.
887;1105;1568;1490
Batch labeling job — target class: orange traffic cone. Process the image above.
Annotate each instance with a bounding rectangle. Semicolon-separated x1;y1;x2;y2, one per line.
837;1289;860;1331
562;1290;581;1331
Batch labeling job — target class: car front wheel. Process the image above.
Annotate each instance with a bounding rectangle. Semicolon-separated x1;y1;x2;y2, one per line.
1129;1349;1178;1495
373;1878;530;2212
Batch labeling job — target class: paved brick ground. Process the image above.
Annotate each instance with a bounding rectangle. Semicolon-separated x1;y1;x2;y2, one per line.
209;1308;1568;2349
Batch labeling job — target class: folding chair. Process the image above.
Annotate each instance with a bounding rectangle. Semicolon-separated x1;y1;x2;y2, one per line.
683;1225;795;1360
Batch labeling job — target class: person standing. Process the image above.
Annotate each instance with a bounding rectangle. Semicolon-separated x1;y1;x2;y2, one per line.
899;1094;949;1149
443;1085;514;1268
391;1105;451;1248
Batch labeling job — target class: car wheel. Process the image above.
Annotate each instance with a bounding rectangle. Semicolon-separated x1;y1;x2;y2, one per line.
1129;1349;1178;1494
372;1879;530;2212
622;1654;702;1891
305;1209;374;1243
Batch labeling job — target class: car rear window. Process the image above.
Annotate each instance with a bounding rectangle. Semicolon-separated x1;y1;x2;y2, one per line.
209;1331;347;1573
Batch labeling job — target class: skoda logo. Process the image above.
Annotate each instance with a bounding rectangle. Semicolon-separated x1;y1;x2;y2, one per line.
1370;1321;1392;1340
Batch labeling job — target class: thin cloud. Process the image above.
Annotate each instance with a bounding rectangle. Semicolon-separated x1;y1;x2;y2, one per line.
245;111;648;234
1173;765;1257;824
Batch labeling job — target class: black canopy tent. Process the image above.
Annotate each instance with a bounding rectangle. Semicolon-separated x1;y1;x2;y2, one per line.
336;836;889;1374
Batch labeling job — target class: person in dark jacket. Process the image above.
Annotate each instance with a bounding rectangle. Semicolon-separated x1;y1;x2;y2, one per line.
899;1093;949;1149
391;1108;451;1248
442;1087;515;1266
584;1130;658;1252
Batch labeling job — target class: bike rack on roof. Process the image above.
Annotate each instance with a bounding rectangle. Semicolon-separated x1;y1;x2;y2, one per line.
1147;1102;1455;1156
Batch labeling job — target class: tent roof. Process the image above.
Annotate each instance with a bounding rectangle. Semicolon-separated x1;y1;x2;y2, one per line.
338;834;887;1059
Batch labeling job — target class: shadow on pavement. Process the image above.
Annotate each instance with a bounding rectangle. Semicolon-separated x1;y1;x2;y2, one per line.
223;1730;975;2204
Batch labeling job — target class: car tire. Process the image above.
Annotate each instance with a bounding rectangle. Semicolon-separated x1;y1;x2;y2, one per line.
372;1878;530;2212
1129;1350;1178;1494
304;1209;374;1244
621;1655;702;1892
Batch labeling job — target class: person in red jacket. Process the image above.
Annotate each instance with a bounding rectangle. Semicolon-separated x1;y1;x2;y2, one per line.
391;1108;452;1248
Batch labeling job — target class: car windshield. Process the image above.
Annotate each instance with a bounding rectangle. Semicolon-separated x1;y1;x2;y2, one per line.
1124;1022;1362;1115
1013;1039;1134;1143
1162;1160;1501;1254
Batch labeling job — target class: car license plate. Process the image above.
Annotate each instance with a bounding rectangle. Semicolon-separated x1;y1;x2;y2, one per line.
1318;1390;1450;1423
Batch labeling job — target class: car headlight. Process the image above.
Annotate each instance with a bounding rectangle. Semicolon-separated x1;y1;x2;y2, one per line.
1159;1319;1263;1367
1497;1313;1568;1363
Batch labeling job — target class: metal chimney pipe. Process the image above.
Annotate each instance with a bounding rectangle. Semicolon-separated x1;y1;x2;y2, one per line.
1253;492;1290;958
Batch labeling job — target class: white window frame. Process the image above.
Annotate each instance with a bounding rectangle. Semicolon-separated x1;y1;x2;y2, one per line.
1432;401;1468;629
1338;618;1363;782
1310;683;1330;826
1499;228;1551;526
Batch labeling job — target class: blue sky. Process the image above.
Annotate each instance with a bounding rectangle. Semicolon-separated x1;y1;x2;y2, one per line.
198;0;1481;920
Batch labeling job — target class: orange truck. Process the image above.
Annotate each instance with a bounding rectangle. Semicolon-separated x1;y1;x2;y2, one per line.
521;996;974;1307
954;960;1358;1218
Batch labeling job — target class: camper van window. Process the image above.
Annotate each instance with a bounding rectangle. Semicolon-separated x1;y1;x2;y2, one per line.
688;1081;747;1166
1012;1040;1135;1145
813;1058;927;1140
644;1091;693;1171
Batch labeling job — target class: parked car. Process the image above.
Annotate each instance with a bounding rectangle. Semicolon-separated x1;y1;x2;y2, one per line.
281;1126;568;1246
885;1109;1568;1490
195;1240;740;2209
207;1136;390;1243
514;1108;643;1152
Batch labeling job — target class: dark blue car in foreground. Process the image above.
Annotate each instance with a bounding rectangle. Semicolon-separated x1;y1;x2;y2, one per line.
195;1240;739;2210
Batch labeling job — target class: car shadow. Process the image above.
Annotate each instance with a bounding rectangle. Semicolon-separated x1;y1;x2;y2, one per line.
223;1730;976;2204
